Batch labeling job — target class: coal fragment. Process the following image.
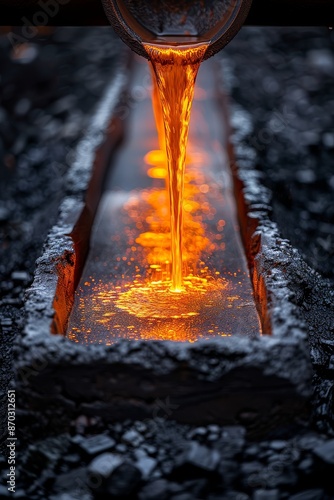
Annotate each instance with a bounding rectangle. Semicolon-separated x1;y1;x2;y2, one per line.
299;435;326;451
310;347;323;366
21;445;54;477
208;425;220;434
88;452;123;478
122;429;144;447
182;478;208;497
253;490;279;500
136;455;157;479
107;463;141;497
267;468;298;488
218;459;239;487
220;426;246;458
51;95;77;116
115;444;127;453
0;485;11;498
72;434;115;457
0;318;13;327
289;490;324;500
296;170;316;184
313;439;334;465
15;98;31;116
11;271;29;282
298;457;314;473
138;479;170;500
241;461;262;476
171;442;220;479
269;440;287;451
244;445;260;458
0;206;10;223
320;338;334;354
11;491;26;499
53;467;87;494
187;427;207;439
63;454;81;466
328;355;334;371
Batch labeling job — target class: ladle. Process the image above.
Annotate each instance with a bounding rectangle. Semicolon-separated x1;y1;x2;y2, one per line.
101;0;253;59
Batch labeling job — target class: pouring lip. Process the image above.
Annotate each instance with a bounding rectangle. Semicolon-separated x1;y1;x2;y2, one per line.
102;0;254;60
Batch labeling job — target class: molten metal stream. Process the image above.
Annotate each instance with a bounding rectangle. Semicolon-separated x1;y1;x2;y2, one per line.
144;41;209;292
150;65;165;153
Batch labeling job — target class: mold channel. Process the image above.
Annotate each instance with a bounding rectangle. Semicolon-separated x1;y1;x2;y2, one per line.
17;53;312;437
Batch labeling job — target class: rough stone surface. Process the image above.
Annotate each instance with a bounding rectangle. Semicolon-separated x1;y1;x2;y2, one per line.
107;463;142;497
138;479;170;500
253;490;280;500
313;439;334;465
72;434;116;456
172;441;220;476
88;452;123;478
289;491;325;500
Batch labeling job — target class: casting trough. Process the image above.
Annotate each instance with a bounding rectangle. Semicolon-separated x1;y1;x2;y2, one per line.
16;50;313;438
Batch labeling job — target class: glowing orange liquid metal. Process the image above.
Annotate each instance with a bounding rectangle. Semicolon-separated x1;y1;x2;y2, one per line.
67;49;260;344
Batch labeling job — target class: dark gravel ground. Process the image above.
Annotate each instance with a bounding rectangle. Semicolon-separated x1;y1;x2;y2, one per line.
0;26;121;455
1;26;334;499
222;27;334;439
222;27;334;283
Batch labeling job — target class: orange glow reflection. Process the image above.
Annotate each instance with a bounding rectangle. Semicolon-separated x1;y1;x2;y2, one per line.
124;154;212;283
67;277;234;344
116;276;227;319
